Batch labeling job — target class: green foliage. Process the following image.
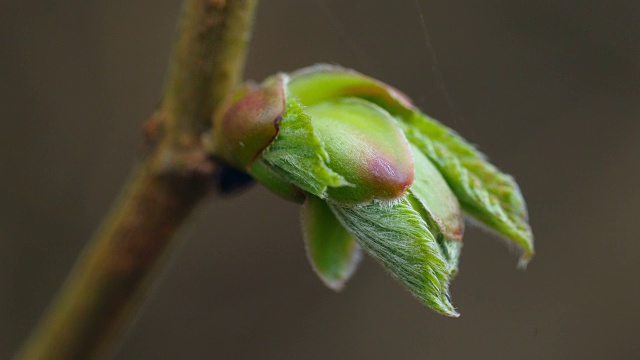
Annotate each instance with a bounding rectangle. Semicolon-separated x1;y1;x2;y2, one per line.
259;99;347;197
407;144;463;242
287;64;533;264
329;197;458;317
402;113;534;265
302;195;361;290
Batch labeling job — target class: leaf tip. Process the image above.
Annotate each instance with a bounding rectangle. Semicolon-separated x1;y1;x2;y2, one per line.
431;293;460;318
517;249;534;270
318;274;349;292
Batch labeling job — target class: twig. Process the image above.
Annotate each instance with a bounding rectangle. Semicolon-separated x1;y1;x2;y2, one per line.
15;1;258;358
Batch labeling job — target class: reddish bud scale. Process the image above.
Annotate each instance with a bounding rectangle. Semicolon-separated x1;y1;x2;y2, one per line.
211;76;286;170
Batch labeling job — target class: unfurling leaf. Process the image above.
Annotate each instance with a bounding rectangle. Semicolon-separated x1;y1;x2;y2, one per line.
287;65;533;264
403;113;533;265
406;144;464;276
302;195;361;290
329;197;458;317
259;98;347;197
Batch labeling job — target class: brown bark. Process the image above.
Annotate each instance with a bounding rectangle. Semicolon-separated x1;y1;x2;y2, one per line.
15;1;258;358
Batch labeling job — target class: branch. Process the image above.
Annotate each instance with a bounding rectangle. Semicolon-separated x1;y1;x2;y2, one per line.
15;1;258;359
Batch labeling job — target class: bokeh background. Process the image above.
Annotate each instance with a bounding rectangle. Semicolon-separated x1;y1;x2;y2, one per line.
2;0;639;359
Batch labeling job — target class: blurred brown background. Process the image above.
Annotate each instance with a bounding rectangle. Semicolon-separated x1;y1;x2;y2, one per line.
2;0;639;359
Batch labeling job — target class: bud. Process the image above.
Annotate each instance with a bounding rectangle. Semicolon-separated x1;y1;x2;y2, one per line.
210;75;286;170
304;97;413;204
210;72;414;205
209;64;534;316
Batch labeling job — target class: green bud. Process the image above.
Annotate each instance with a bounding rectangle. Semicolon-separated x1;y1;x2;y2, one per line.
209;64;534;316
305;98;413;204
211;71;415;205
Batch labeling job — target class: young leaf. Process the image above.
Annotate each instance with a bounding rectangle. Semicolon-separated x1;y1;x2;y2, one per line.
407;144;464;242
260;99;348;197
288;66;533;264
329;198;458;317
402;113;534;265
302;195;361;290
438;238;463;277
288;64;415;117
405;144;464;276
